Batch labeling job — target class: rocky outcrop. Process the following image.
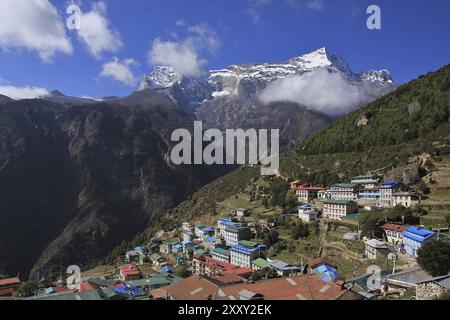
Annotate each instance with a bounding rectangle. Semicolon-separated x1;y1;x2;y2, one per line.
408;101;422;115
0;97;228;279
356;112;371;127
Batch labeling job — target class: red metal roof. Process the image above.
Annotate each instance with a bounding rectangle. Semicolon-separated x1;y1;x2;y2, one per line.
296;186;324;191
0;277;21;287
380;223;408;232
195;256;252;276
78;282;99;292
120;264;141;277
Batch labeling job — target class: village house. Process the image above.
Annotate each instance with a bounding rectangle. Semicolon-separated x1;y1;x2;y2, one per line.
222;225;253;246
203;236;223;250
181;221;194;233
380;223;408;247
357;187;380;202
351;175;380;189
230;241;266;268
295;185;325;202
119;264;142;282
155;273;362;300
211;247;231;263
195;225;216;240
232;208;251;218
379;181;404;207
269;260;301;277
364;239;389;260
217;217;244;235
392;192;422;208
0;277;22;297
182;239;195;254
251;258;270;271
322;200;358;221
128;273;183;291
150;253;165;268
160;240;176;255
318;189;332;200
192;255;252;278
298;204;319;222
402;227;437;257
330;183;360;201
182;231;194;242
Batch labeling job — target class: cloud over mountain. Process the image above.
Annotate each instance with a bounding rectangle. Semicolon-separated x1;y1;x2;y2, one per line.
0;85;49;100
147;23;220;77
258;69;368;116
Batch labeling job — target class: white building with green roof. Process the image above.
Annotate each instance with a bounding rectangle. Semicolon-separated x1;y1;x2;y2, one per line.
211;247;231;263
330;183;360;201
251;258;270;271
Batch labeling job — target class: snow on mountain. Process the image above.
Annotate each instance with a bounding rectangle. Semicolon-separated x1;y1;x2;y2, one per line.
139;47;395;110
139;66;181;90
358;69;393;83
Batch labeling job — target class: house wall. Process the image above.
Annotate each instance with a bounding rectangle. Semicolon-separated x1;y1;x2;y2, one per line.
323;203;357;221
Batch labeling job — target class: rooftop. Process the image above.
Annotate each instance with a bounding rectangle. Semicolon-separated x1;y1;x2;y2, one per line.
252;258;270;269
365;238;388;249
332;183;360;189
380;223;408;232
161;274;352;300
324;199;357;205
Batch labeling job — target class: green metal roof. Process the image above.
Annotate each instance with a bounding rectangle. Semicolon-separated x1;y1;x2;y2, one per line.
211;247;230;256
324;199;357;205
87;277;116;287
238;240;258;248
332;183;359;188
251;258;270;269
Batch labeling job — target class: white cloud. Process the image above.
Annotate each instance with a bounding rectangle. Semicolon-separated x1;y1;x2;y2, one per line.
100;57;137;86
76;2;123;59
286;0;325;13
306;0;324;11
148;23;220;77
187;24;221;54
247;0;272;24
148;39;205;77
0;85;49;100
175;19;186;27
0;0;73;62
258;70;367;116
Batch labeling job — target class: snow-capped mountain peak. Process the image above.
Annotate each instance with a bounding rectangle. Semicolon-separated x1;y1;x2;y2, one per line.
139;66;181;90
138;48;395;111
358;69;393;83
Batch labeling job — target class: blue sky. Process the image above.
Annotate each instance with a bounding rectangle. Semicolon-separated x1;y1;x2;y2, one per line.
0;0;449;99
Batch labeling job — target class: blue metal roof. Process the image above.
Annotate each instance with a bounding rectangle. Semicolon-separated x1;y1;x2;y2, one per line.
202;227;215;232
114;285;143;297
231;243;265;255
381;181;400;188
182;240;191;245
298;204;313;209
219;218;238;225
205;236;216;242
314;265;339;282
403;227;435;242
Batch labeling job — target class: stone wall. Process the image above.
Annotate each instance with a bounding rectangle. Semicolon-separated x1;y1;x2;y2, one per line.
416;282;448;300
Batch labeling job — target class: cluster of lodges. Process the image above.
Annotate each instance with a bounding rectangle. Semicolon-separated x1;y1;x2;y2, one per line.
291;174;422;223
365;224;443;259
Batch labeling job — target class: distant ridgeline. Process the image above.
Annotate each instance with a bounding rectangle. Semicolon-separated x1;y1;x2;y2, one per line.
280;64;450;183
